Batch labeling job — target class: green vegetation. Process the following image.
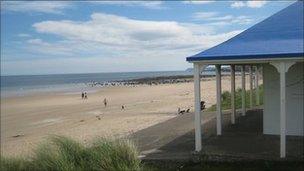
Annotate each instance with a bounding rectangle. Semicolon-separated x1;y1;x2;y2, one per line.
207;85;264;112
1;136;141;171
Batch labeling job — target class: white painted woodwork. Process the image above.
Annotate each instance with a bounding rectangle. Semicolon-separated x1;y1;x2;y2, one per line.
266;61;301;158
255;66;260;105
216;64;222;135
279;62;286;158
241;65;246;116
249;66;253;108
231;65;236;124
194;63;202;152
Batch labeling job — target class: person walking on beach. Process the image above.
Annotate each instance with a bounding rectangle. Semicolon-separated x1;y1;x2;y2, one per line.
84;92;88;99
81;92;84;99
103;98;107;107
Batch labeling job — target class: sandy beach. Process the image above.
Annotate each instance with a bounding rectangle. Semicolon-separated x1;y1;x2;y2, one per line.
1;75;252;156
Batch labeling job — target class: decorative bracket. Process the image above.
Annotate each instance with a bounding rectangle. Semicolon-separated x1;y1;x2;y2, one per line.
270;61;296;73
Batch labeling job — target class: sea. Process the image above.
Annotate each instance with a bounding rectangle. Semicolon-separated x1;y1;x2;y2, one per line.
0;70;226;98
0;71;196;98
0;69;234;98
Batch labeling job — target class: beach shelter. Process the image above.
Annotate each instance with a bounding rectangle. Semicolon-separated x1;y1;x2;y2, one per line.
186;1;303;158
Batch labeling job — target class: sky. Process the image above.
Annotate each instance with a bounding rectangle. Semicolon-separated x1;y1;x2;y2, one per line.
0;1;295;76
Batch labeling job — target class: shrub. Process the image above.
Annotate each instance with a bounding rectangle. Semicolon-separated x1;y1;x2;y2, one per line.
1;136;141;171
207;85;263;112
0;157;33;171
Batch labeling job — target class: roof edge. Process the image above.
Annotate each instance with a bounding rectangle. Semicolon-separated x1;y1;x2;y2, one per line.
186;53;304;62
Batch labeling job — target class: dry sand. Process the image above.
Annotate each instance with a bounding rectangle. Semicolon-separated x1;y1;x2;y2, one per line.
1;76;252;156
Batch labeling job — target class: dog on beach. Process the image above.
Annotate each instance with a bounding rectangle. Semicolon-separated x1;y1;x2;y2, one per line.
201;101;206;111
178;108;185;114
178;108;191;114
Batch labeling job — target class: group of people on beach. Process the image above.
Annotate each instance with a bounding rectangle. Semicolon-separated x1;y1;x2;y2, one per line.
81;93;127;110
103;98;124;110
81;92;88;99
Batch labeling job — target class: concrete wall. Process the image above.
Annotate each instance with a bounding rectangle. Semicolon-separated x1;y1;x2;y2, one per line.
263;62;304;136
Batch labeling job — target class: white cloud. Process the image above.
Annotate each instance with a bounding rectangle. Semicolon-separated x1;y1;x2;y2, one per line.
26;39;77;56
17;33;31;38
230;1;246;8
7;12;243;74
90;1;164;9
27;39;44;44
192;12;218;19
32;13;241;54
192;12;253;25
231;1;267;8
183;1;215;4
1;1;71;14
246;1;267;8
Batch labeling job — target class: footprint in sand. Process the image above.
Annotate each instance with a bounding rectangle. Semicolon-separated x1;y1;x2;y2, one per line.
86;110;102;116
95;115;102;120
31;118;64;127
12;134;24;138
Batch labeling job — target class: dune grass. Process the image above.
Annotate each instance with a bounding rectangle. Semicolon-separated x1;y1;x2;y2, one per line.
1;135;141;171
207;85;263;112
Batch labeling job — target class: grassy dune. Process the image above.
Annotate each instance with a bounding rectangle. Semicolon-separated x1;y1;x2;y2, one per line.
207;85;264;112
1;136;141;171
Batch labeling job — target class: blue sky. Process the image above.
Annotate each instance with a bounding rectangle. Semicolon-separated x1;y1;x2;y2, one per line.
1;1;294;75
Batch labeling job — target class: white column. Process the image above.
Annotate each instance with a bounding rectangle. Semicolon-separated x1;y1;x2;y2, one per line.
270;61;295;158
279;63;286;158
216;64;222;135
255;66;260;106
241;65;246;116
231;64;236;124
249;66;253;108
194;63;202;152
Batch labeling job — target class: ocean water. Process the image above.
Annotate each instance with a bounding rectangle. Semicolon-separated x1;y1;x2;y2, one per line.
1;70;225;98
1;71;195;98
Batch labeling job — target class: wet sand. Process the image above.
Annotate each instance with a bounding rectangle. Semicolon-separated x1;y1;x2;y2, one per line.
1;76;252;156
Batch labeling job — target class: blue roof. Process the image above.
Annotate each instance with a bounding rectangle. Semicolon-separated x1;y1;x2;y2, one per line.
187;1;304;62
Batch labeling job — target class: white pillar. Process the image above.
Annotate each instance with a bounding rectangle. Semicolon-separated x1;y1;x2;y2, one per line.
249;66;253;108
231;64;236;124
279;63;286;158
270;61;295;158
255;66;260;106
241;65;246;116
216;64;222;135
194;63;202;152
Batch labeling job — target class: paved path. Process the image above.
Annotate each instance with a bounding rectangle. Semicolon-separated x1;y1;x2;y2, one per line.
130;108;303;161
130;109;237;160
